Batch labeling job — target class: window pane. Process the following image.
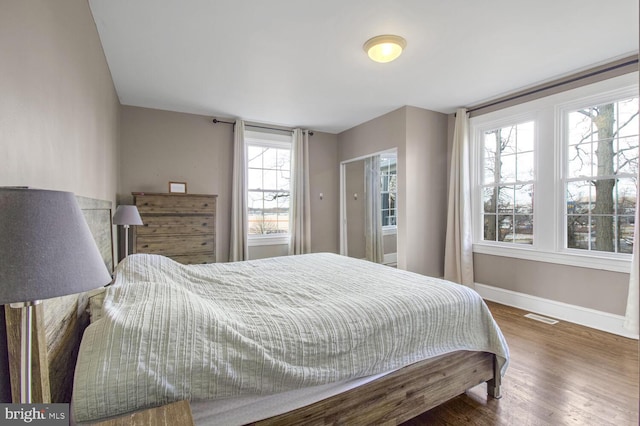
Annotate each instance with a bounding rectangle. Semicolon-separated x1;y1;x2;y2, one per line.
591;215;615;253
567;215;589;249
618;216;635;254
262;148;277;169
514;185;533;214
566;181;590;214
591;179;616;215
276;149;290;170
500;154;516;182
483;135;497;184
497;215;513;242
262;170;278;191
481;121;535;246
567;142;593;178
483;187;497;213
617;98;640;137
616;179;637;216
568;111;593;146
517;121;535;152
616;136;639;175
497;186;514;213
381;175;389;192
514;215;533;245
516;151;534;181
500;126;517;155
484;214;497;241
248;169;262;189
382;194;389;210
248;146;264;169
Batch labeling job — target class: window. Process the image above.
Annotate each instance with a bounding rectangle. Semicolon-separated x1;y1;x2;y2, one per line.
481;121;535;245
380;153;397;228
471;72;638;272
564;97;638;254
246;131;292;244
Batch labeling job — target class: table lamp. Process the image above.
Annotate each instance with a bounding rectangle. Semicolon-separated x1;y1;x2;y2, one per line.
112;205;143;257
0;187;112;403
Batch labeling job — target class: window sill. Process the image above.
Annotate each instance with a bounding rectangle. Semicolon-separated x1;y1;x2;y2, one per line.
382;226;397;236
248;235;290;247
472;243;632;273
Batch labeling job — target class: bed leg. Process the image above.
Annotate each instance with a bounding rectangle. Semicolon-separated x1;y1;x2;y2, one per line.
487;355;502;399
487;379;501;399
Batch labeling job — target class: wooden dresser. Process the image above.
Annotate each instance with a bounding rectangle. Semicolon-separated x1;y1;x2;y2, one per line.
132;192;217;264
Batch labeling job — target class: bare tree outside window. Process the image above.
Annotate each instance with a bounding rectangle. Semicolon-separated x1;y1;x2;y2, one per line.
482;121;535;244
566;97;638;253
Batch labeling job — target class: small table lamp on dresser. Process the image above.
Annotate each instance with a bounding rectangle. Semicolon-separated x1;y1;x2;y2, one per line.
112;205;143;258
0;187;112;404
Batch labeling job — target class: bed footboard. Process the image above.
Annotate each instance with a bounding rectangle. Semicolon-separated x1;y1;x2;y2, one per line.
252;351;500;426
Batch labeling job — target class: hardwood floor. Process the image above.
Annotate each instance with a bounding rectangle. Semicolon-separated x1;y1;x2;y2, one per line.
404;301;639;426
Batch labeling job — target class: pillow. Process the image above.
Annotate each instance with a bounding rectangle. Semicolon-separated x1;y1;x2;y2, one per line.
87;287;107;323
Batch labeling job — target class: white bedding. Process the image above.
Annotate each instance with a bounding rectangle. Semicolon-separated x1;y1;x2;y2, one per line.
72;253;509;423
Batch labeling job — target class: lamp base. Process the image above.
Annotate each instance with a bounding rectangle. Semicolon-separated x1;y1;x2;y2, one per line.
9;301;41;404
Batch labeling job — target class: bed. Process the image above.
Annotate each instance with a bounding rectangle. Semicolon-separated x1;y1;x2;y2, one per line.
71;252;509;425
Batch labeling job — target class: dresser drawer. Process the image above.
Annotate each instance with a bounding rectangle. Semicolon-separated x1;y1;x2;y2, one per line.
136;215;215;236
136;194;215;214
168;253;216;264
136;235;215;256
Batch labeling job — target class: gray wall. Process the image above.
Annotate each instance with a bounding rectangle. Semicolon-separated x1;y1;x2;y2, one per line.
474;254;630;314
0;0;121;402
118;106;340;261
345;160;366;259
338;106;448;277
118;106;234;261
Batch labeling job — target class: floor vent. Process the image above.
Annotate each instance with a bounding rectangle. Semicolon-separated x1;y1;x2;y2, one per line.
524;313;559;325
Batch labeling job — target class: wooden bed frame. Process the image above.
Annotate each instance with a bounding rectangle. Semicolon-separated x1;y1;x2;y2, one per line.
252;351;500;425
3;196;503;424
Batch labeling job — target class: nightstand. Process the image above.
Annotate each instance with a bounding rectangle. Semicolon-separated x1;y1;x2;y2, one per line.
92;400;194;426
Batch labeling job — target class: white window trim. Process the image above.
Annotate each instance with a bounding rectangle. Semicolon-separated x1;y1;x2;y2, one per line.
556;85;640;257
470;72;638;273
245;130;293;247
471;111;540;249
249;234;290;246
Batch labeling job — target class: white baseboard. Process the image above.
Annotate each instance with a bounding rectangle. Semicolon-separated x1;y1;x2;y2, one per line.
475;283;639;340
383;252;397;265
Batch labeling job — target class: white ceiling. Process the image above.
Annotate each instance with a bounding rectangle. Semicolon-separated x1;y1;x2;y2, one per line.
88;0;639;134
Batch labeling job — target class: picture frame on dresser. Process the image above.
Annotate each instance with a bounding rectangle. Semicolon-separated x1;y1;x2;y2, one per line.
168;181;187;194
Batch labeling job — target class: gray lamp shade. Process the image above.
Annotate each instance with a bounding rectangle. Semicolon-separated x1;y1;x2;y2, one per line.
0;188;112;305
112;205;143;226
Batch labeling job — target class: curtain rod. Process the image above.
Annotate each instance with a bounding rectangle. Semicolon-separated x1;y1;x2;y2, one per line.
212;119;314;136
466;56;639;114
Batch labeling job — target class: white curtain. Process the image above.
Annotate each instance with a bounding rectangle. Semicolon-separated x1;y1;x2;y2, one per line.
623;167;639;335
365;156;384;263
229;119;248;261
289;129;311;255
444;108;475;288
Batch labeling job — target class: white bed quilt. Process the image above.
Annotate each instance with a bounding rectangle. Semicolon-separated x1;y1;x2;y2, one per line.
72;253;509;423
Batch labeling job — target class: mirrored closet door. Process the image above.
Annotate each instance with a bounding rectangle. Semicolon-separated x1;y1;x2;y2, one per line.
340;149;397;265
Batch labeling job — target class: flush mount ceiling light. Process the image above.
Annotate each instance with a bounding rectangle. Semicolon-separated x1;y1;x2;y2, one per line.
363;35;407;63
